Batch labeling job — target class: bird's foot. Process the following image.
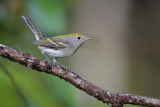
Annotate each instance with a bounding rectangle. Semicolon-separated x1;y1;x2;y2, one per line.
53;58;70;70
53;61;70;71
46;60;52;66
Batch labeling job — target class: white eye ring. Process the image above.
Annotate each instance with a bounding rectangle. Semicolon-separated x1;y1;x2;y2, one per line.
77;36;81;40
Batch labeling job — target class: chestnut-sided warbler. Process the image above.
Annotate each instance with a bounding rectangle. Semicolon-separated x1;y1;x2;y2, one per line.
21;15;91;65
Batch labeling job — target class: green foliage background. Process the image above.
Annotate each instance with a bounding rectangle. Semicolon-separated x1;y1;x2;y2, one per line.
0;0;77;107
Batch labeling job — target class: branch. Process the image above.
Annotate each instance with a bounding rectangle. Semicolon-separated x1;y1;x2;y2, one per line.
0;43;160;107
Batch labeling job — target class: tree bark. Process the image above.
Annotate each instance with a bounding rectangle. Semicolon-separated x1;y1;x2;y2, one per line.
0;44;160;107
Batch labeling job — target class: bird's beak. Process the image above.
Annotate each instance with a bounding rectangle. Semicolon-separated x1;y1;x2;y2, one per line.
86;37;92;40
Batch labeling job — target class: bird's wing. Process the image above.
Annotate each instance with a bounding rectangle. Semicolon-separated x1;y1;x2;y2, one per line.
32;37;69;50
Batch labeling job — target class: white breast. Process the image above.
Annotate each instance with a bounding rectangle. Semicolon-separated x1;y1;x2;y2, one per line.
38;46;75;57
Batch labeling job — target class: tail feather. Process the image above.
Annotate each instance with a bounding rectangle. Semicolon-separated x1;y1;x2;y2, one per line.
21;15;46;40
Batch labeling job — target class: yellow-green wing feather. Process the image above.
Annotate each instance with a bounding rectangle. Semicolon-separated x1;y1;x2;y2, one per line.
32;37;69;49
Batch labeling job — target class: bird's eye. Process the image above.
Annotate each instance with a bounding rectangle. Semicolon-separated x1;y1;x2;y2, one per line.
77;36;81;40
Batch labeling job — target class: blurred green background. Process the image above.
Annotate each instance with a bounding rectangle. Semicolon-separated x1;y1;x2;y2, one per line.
0;0;160;107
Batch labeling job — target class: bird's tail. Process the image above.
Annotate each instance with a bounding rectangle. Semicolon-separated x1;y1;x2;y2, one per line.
21;15;46;40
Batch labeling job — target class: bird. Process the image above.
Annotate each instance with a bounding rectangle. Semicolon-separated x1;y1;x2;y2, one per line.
21;15;92;65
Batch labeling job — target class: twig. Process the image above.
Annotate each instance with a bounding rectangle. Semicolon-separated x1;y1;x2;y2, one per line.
0;43;160;107
0;62;29;107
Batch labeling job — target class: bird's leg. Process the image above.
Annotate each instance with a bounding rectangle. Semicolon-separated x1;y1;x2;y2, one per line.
53;57;57;63
42;52;52;65
53;57;70;70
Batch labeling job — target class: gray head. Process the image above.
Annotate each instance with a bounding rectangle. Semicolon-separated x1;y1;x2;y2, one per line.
63;33;92;47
